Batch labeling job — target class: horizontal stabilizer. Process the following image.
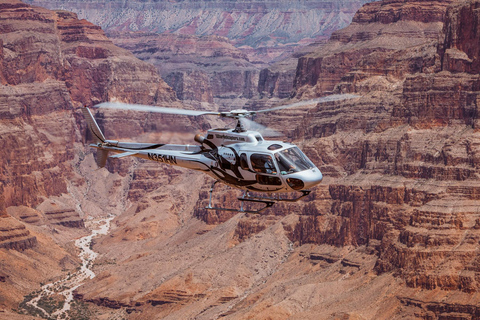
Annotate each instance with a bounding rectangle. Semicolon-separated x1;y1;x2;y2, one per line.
109;151;138;158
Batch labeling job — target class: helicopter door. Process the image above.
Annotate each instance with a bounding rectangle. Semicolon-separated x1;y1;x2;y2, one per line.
250;153;282;186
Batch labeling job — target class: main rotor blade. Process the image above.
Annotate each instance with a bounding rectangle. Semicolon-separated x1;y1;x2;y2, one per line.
94;102;221;117
256;93;360;113
240;118;282;137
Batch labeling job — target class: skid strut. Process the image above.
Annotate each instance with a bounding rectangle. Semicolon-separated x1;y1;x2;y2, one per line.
205;182;310;214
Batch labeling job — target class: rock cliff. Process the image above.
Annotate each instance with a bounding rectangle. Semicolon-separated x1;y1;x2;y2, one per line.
108;32;258;107
0;0;177;312
24;0;372;104
293;0;455;98
23;0;369;51
281;0;480;317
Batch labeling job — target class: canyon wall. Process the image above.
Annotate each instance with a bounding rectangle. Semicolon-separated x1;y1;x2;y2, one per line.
108;32;258;108
0;0;178;313
22;0;369;50
23;0;372;105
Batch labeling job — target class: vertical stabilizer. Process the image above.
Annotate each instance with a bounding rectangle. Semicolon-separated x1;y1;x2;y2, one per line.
81;106;106;143
82;106;109;168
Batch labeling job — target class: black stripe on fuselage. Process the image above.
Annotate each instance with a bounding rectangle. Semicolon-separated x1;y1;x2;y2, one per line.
112;144;165;151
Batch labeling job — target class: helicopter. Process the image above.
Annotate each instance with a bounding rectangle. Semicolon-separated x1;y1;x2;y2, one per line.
82;94;358;213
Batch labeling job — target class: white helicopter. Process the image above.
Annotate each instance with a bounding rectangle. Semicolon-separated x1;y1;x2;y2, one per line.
82;94;357;213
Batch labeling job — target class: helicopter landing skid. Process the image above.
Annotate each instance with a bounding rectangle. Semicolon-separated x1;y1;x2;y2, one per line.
205;182;310;214
239;190;311;203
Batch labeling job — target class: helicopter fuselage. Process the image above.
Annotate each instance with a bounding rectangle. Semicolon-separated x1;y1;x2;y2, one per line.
94;127;323;193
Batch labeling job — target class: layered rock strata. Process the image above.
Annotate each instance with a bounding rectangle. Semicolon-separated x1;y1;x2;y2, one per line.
23;0;370;52
293;0;455;98
0;0;175;209
0;217;37;251
25;0;373;104
110;0;480;318
8;0;480;319
0;0;177;311
108;32;257;107
277;0;480;317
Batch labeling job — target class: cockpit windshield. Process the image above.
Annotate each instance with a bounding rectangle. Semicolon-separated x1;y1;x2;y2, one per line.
275;147;315;175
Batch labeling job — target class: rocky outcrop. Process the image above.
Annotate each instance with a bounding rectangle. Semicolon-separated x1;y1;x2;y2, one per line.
25;0;373;104
11;0;480;319
0;217;37;251
0;0;176;311
276;0;480;299
108;32;258;107
0;0;176;209
6;206;42;225
72;0;480;318
293;0;454;98
258;65;296;99
43;209;85;228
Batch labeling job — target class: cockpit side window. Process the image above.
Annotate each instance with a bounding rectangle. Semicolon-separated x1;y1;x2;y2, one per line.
250;154;277;175
240;153;249;170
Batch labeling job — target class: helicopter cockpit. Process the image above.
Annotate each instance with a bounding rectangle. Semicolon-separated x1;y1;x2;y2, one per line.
235;145;320;191
274;146;315;175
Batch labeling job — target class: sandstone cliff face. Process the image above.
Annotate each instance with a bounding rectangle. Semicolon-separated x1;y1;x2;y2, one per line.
9;0;480;319
0;0;177;311
24;0;372;104
293;0;455;98
275;0;480;317
0;0;175;209
108;32;258;107
23;0;369;51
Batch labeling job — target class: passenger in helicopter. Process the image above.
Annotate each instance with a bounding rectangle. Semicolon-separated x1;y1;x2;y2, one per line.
251;154;277;174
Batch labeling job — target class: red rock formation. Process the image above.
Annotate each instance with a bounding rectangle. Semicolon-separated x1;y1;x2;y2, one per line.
275;1;480;316
9;0;480;318
71;0;480;317
293;0;455;98
108;32;258;107
0;217;37;250
0;0;176;208
0;0;176;311
24;0;369;56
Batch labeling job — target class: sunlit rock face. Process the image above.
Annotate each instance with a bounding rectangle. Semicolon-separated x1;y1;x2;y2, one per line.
23;0;372;105
71;0;480;319
22;0;370;49
0;0;177;311
293;0;456;98
107;31;258;107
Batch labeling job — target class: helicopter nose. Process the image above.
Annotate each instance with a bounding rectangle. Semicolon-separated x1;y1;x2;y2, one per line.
285;168;323;190
303;167;323;189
